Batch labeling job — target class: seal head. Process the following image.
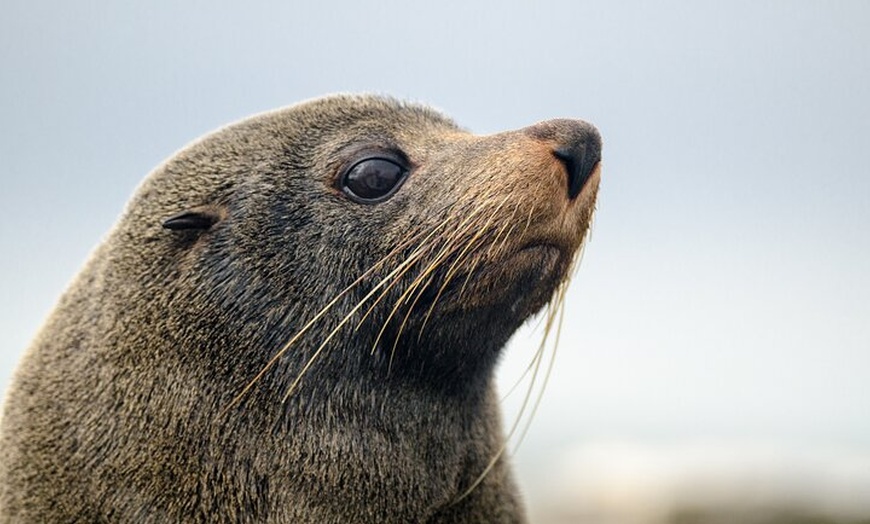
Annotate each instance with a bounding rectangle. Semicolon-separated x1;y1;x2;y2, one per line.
0;95;600;523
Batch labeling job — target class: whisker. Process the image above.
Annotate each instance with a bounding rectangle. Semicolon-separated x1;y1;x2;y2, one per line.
282;205;525;400
454;204;521;303
370;200;494;356
286;237;439;394
511;280;569;453
417;195;515;337
453;279;562;503
386;193;517;368
355;213;461;332
508;234;587;449
223;227;430;411
359;199;488;335
377;228;470;365
284;220;469;394
484;200;523;259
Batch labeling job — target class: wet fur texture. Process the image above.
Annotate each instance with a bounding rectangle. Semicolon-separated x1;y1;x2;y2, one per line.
0;95;600;523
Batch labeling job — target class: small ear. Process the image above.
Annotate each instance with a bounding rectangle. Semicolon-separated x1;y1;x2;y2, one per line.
162;208;221;231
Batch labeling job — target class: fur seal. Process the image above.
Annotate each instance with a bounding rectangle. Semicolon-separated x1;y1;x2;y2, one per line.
0;94;601;523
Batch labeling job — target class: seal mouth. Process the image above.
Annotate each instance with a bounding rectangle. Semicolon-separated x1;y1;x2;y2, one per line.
470;242;570;317
511;242;569;281
482;239;575;292
517;242;565;257
486;241;570;291
407;241;567;317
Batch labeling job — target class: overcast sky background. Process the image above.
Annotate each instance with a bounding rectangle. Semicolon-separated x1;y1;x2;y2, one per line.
2;0;869;518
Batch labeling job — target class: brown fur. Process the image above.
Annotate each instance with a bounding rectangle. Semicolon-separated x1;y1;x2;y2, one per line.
0;95;600;523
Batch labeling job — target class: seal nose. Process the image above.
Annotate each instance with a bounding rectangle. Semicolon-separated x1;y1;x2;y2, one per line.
524;119;601;200
553;139;600;200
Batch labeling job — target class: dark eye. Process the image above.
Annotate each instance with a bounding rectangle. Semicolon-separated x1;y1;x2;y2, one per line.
341;158;409;203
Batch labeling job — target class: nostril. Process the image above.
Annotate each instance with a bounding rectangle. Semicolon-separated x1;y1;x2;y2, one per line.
554;144;599;200
523;118;602;199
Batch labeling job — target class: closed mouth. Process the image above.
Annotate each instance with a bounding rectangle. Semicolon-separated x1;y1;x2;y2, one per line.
513;243;565;273
516;239;573;262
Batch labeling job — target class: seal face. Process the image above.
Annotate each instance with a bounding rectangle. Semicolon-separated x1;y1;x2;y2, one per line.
0;95;601;523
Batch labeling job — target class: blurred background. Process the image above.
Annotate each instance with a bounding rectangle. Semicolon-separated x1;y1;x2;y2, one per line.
1;1;868;522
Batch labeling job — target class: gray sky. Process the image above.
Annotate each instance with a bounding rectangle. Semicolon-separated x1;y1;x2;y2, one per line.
2;0;869;506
